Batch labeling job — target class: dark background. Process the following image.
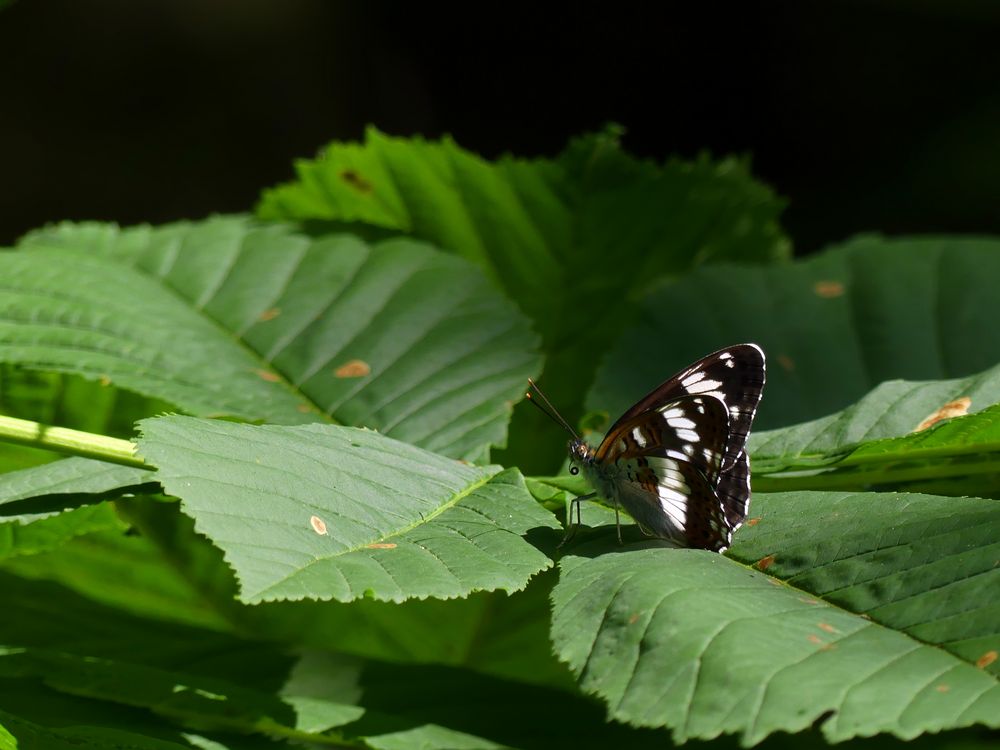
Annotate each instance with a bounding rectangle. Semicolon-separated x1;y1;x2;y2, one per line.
3;0;999;253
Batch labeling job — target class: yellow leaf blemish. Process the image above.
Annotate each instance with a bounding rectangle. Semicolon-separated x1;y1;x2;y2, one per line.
335;360;372;378
976;650;998;669
814;280;845;298
914;397;971;432
310;516;328;535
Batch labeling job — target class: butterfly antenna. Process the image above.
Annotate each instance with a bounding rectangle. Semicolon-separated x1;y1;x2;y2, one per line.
525;378;580;440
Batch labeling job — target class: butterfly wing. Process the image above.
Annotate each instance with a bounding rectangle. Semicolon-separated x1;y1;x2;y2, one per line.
613;457;733;551
590;344;766;549
595;394;729;481
603;343;766;472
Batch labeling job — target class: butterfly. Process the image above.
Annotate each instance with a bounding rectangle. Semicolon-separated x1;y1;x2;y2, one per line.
526;343;766;552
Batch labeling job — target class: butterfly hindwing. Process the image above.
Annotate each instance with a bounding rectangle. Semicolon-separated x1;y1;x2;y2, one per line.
613;456;732;551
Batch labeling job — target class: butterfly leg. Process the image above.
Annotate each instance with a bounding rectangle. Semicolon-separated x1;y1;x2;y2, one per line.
558;492;596;548
614;502;622;544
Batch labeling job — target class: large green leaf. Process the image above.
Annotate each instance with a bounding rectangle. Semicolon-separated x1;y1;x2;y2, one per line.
589;236;1000;434
7;217;541;461
551;490;1000;746
136;416;559;604
257;127;790;472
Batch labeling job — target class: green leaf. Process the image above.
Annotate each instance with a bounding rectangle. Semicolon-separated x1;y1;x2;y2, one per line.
589;235;1000;435
0;457;151;523
136;416;560;604
551;490;1000;745
257;127;790;472
750;361;1000;475
0;457;150;561
258;127;789;331
8;217;541;461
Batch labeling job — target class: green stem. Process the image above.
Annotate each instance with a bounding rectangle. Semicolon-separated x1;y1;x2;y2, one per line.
0;415;149;469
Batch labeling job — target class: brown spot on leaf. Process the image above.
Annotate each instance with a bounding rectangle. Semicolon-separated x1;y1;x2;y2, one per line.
756;554;776;570
99;375;112;386
258;307;280;321
808;634;823;645
254;369;281;383
935;684;950;693
818;622;837;633
335;360;371;378
310;515;327;535
777;354;795;372
814;280;845;298
297;404;316;413
628;613;640;624
367;542;397;550
914;397;972;432
976;650;998;669
819;642;837;652
798;597;820;605
746;517;761;527
341;169;373;193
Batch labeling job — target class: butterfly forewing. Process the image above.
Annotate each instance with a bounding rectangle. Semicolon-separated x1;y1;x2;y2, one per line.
595;395;729;482
604;343;765;472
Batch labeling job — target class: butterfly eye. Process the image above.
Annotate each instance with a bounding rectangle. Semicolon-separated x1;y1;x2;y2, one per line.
569;465;580;476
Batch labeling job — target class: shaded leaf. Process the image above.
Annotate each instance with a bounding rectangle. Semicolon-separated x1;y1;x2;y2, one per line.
136;416;559;603
257;127;790;472
9;217;541;461
0;457;151;523
589;236;1000;435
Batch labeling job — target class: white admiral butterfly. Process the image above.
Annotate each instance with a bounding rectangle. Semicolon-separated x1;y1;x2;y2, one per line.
527;344;766;551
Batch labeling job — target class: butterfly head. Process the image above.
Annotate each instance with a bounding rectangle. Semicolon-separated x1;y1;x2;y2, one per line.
568;438;594;475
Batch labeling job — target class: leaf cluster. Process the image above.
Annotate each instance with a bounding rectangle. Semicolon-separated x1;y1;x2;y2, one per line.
0;128;996;749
